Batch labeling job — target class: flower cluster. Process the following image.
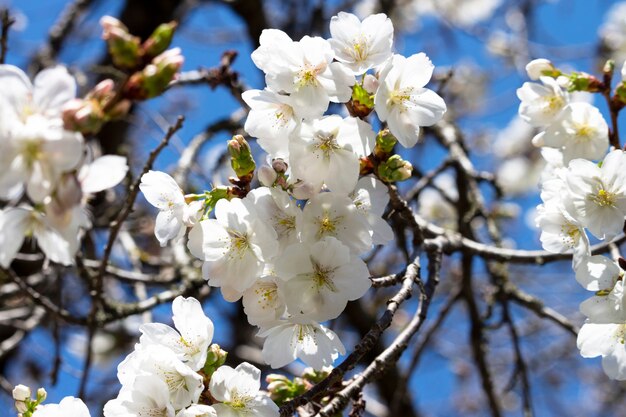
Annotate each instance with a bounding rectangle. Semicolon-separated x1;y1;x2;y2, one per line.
0;65;128;267
104;296;279;417
13;297;279;417
520;59;626;379
140;12;446;370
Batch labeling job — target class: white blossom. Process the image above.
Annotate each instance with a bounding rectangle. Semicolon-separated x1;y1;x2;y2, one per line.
104;376;175;417
299;192;372;254
176;405;217;417
209;363;279;417
117;345;203;410
140;171;201;247
0;65;83;202
187;198;279;293
565;150;626;240
242;273;286;326
328;12;393;75
289;115;375;194
33;397;90;417
374;53;446;147
350;176;394;245
537;102;609;163
139;296;214;371
275;237;371;321
242;89;299;157
0;206;74;267
517;76;568;127
251;30;355;119
259;316;345;369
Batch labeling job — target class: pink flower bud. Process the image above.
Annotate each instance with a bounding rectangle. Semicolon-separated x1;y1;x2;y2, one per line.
362;74;379;94
291;180;317;200
258;165;277;187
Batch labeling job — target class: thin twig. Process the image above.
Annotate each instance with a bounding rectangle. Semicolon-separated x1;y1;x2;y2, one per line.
0;8;15;64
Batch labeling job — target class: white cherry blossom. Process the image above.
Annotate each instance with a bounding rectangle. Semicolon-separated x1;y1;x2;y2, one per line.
565;150;626;240
244;187;302;250
117;345;203;410
242;273;286;326
350;176;394;245
242;89;299;157
209;363;279;417
299;192;373;254
328;12;393;74
187;198;279;293
517;76;568;127
140;171;202;247
537;102;609;163
289;116;375;194
139;296;214;371
259;316;345;369
33;397;91;417
0;206;74;267
104;376;175;417
374;53;446;147
275;237;371;321
251;30;355;119
0;65;83;202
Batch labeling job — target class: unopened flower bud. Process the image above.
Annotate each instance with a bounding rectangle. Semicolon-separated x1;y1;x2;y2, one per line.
100;16;141;69
302;366;332;383
228;135;256;179
107;99;131;120
142;21;178;60
203;344;228;377
125;48;184;100
362;74;379;94
621;61;626;81
374;128;397;159
525;58;555;80
62;98;105;134
258;165;277;187
377;154;413;182
12;385;30;402
36;387;47;402
290;180;316;200
14;401;28;413
271;158;288;174
89;79;115;100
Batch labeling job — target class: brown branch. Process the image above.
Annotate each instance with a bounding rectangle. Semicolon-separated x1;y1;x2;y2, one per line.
279;257;421;416
0;8;15;64
30;0;95;73
316;249;441;417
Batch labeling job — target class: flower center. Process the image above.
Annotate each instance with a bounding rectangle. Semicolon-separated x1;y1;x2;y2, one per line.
227;391;251;410
315;211;342;239
351;36;369;61
589;188;616;208
21;139;44;168
311;260;338;292
254;283;278;310
315;132;340;159
297;64;324;88
388;88;413;112
559;223;580;248
228;230;250;258
544;94;564;111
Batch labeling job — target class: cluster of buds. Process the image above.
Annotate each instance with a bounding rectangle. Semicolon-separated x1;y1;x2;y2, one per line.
266;367;333;405
360;129;413;182
98;16;183;101
12;385;46;417
100;17;177;69
62;79;131;134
